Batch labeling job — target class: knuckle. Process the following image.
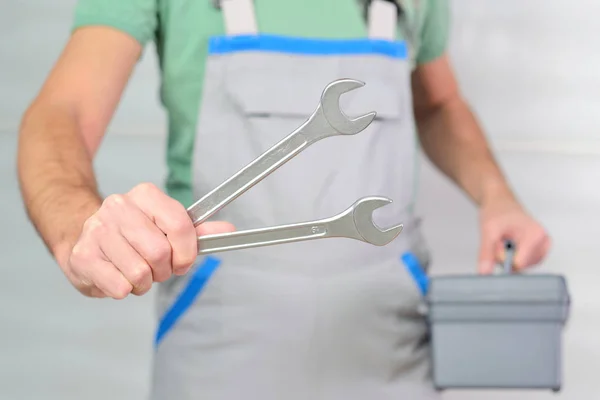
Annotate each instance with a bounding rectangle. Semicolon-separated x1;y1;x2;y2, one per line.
128;265;151;287
132;286;151;296
112;282;132;300
131;182;159;198
179;253;197;270
69;243;90;265
131;280;152;296
69;240;101;270
80;216;110;245
102;194;126;210
166;214;194;235
145;240;172;264
173;249;197;272
82;215;104;234
112;292;128;300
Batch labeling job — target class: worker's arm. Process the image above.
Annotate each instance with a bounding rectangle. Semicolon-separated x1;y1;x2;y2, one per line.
411;54;550;272
18;27;141;273
18;27;233;299
411;54;513;207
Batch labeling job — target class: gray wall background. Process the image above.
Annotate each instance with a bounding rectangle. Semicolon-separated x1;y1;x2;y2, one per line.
2;0;600;154
1;1;598;400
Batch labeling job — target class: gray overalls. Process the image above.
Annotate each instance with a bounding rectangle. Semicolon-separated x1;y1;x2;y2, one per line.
151;1;437;398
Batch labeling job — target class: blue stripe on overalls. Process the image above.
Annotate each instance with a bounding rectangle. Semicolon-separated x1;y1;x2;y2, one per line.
154;33;428;347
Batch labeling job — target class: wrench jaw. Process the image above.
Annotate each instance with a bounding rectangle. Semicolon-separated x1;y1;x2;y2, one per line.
320;79;377;135
351;197;404;246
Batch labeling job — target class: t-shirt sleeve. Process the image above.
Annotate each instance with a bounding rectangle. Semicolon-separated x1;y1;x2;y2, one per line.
72;0;158;46
415;0;450;65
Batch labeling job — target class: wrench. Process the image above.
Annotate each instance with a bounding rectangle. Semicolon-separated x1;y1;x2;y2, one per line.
186;78;377;226
197;197;403;255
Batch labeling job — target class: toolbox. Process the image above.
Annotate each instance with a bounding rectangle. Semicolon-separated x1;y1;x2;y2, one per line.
425;242;571;391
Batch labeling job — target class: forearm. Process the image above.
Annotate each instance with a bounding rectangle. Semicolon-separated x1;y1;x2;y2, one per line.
415;96;516;207
17;103;103;268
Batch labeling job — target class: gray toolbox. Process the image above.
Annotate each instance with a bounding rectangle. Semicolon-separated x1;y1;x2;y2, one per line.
425;241;571;391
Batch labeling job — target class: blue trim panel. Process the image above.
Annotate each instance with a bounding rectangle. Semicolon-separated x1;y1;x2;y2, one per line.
154;252;426;346
208;34;408;59
401;252;429;296
154;256;222;347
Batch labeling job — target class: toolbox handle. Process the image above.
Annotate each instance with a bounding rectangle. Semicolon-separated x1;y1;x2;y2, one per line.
502;239;516;274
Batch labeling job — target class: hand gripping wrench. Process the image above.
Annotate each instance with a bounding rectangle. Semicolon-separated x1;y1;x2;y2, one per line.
186;79;403;253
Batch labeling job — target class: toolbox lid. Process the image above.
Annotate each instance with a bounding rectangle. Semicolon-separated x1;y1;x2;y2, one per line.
426;274;570;304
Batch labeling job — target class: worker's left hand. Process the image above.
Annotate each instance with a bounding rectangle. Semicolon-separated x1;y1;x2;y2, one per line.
477;195;551;274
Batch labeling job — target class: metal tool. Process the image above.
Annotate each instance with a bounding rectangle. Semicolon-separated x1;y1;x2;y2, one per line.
186;78;403;255
197;197;404;255
503;239;516;273
186;78;377;226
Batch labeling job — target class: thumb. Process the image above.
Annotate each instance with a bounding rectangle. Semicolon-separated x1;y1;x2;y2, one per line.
478;233;497;274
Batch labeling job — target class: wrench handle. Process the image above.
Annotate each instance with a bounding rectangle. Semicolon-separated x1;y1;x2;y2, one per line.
187;131;309;226
197;220;329;255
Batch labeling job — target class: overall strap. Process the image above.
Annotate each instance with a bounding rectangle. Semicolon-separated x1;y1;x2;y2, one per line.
216;0;397;40
367;0;398;41
218;0;258;35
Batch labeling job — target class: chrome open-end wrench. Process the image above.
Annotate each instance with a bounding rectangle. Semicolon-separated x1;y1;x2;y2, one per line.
197;197;403;255
186;79;377;226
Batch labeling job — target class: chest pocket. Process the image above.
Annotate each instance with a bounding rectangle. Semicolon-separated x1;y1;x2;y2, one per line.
217;52;413;229
224;51;406;118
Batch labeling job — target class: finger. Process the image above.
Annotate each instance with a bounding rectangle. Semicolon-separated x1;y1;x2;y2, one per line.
118;210;173;283
71;278;107;298
99;232;153;295
88;259;134;300
101;193;174;281
128;184;197;274
75;281;108;298
71;276;107;298
478;232;499;274
513;232;550;270
67;229;111;299
196;221;236;236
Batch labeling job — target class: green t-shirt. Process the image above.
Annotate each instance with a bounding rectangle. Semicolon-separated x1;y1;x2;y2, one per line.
72;0;449;207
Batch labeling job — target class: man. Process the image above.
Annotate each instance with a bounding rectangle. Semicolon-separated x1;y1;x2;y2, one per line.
17;0;550;399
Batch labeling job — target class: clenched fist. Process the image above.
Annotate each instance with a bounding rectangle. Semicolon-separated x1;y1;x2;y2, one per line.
64;183;234;299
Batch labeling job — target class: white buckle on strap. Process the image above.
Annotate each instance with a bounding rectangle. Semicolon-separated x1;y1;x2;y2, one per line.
368;0;398;41
220;0;258;35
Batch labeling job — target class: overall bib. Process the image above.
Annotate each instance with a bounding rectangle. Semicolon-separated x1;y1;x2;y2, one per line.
152;1;437;398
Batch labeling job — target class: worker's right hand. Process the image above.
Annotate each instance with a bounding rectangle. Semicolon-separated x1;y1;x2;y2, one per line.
64;183;235;299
